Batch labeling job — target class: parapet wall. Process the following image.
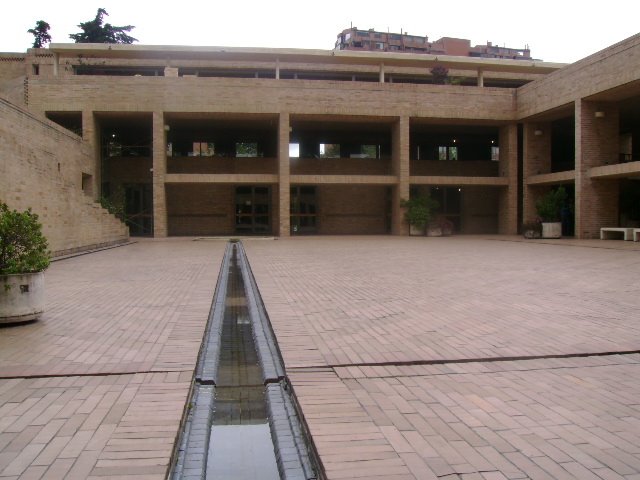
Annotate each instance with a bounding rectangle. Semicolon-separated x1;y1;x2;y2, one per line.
0;97;128;256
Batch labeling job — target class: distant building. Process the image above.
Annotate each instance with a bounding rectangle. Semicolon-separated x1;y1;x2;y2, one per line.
335;27;533;60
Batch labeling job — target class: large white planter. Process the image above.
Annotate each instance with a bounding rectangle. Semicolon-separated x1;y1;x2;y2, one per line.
0;272;45;324
409;224;426;236
541;222;562;239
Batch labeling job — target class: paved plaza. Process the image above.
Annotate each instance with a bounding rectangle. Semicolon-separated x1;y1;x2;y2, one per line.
0;236;639;479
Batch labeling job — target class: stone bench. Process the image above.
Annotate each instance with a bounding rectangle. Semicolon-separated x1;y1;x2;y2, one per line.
600;227;634;241
634;229;640;242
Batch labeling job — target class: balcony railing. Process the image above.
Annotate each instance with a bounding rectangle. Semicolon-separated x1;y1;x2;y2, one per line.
167;156;278;175
290;157;392;176
410;160;500;177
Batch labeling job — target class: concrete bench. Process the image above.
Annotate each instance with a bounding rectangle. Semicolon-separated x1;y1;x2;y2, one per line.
600;227;634;241
634;229;640;242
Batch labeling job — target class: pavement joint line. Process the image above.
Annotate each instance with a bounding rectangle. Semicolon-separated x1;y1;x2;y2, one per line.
486;237;640;250
51;239;137;261
0;369;192;381
288;349;640;372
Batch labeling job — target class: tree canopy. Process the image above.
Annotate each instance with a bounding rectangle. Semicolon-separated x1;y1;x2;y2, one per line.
27;20;51;48
69;8;137;44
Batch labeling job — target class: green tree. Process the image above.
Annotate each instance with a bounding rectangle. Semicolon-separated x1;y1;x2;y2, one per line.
430;65;449;85
27;20;51;48
69;8;137;44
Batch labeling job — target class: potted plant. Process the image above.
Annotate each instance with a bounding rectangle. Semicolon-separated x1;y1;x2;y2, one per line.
0;203;50;324
401;196;438;236
428;214;454;237
535;187;568;238
522;219;542;239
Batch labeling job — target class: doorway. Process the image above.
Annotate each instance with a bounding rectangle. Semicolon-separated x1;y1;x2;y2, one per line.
235;186;271;235
290;186;317;235
124;183;153;236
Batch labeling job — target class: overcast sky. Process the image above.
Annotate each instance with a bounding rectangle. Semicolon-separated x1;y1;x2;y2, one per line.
2;0;639;63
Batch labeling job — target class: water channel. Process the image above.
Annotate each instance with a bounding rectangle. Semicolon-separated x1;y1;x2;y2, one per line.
171;241;316;480
207;244;280;479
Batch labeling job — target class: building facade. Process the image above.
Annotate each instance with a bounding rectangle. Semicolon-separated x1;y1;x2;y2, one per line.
1;34;639;245
335;27;533;60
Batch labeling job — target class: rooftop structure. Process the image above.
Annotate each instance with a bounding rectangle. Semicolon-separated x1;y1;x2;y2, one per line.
335;27;533;60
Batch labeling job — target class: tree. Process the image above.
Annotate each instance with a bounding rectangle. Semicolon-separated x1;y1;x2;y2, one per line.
69;8;137;44
27;20;51;48
430;65;449;85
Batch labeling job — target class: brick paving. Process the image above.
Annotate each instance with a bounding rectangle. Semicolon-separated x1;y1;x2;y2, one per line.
1;236;640;479
0;239;223;479
244;236;640;480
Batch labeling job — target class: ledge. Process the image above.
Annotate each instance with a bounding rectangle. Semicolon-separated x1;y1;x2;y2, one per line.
526;170;575;185
410;175;509;186
590;161;640;179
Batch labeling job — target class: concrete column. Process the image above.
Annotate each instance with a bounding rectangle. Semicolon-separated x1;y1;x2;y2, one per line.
152;112;168;237
391;116;410;235
575;100;620;238
276;58;280;80
477;68;484;87
522;121;551;222
498;123;518;234
82;110;100;200
278;113;291;237
379;63;385;83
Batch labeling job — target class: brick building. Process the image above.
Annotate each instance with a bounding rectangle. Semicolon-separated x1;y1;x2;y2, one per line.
1;34;639;249
335;27;533;60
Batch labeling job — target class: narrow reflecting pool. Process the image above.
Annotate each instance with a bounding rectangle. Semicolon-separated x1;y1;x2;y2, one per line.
206;245;280;480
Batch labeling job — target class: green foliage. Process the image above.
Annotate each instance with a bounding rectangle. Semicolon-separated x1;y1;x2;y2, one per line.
535;187;568;222
430;65;449;85
69;8;137;44
100;195;125;220
0;203;50;275
27;20;51;48
401;196;439;228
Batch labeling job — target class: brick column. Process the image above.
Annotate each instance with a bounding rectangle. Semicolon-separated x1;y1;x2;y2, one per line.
522;121;551;222
391;116;410;235
278;113;291;237
82;110;100;200
152;112;168;237
498;123;518;234
575;100;620;238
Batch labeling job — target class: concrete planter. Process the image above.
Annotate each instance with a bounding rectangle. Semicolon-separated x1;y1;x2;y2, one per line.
0;272;45;324
542;222;562;239
409;224;426;236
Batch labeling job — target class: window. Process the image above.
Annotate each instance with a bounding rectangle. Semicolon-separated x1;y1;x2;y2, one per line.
235;142;258;157
191;142;215;156
376;42;384;50
358;145;379;158
320;143;340;158
439;146;458;161
491;146;500;162
289;143;300;158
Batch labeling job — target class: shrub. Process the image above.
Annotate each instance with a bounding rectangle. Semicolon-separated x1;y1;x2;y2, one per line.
0;203;50;275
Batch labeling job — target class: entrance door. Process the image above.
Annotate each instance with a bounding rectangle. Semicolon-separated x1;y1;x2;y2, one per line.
124;183;153;236
290;186;317;235
235;186;271;235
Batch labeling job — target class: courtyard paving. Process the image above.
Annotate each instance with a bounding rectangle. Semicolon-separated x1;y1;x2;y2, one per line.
0;236;639;479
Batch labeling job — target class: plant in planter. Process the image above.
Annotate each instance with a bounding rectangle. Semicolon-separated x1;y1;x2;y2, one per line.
401;196;439;236
428;214;454;237
535;187;568;238
0;203;50;324
522;219;542;239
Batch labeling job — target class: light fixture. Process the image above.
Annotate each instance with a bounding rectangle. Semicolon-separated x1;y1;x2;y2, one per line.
534;129;543;136
595;111;605;118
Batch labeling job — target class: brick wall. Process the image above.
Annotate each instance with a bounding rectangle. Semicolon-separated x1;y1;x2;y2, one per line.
461;187;499;234
166;183;236;236
575;100;620;238
317;185;389;234
0;98;128;255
